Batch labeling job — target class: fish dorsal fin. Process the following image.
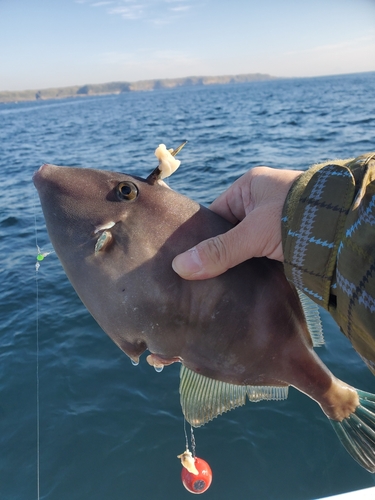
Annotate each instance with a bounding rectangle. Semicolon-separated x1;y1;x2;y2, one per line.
179;365;289;427
297;290;325;347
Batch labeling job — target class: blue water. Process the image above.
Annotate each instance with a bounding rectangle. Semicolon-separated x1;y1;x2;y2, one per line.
1;72;375;500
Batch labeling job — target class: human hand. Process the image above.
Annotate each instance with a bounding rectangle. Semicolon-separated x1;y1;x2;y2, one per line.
172;166;302;280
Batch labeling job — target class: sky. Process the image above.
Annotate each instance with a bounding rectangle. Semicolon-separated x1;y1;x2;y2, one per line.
0;0;375;92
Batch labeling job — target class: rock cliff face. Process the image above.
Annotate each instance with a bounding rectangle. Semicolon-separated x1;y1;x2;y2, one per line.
0;73;276;103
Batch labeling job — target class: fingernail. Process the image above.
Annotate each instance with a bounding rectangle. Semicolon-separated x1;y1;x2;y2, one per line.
172;247;203;277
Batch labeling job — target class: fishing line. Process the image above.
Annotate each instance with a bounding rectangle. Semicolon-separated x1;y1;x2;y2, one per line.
183;417;196;458
183;417;189;450
33;194;54;500
190;425;196;458
34;197;41;500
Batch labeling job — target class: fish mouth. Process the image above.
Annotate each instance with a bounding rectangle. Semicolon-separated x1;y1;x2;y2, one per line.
32;163;51;190
33;163;65;194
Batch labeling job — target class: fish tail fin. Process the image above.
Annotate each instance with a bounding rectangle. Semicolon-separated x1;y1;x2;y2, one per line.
330;390;375;473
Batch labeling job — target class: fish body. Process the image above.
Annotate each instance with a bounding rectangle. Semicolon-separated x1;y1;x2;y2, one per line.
33;156;375;473
32;163;318;388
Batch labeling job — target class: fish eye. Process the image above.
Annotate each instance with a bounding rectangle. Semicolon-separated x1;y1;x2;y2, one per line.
116;181;138;201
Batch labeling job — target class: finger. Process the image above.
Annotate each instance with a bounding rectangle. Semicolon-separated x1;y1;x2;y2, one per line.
172;221;257;280
209;180;248;223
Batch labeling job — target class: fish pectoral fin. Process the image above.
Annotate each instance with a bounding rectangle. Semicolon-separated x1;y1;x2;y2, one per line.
179;365;289;428
94;230;113;254
297;289;325;347
330;389;375;473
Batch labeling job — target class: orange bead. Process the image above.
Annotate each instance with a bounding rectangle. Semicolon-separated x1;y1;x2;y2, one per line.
181;457;212;494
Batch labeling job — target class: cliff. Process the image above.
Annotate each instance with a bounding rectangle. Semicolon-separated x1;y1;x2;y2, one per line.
0;73;276;103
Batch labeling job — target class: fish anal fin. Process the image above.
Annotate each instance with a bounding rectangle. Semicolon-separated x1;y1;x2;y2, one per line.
246;385;289;402
179;366;289;428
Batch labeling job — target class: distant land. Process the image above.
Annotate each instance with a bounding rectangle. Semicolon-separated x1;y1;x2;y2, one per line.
0;73;276;103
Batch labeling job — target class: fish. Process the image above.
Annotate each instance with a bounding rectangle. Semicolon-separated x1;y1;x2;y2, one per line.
33;144;375;473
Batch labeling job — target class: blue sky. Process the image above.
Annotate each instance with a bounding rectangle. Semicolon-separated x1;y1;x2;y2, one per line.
1;0;374;91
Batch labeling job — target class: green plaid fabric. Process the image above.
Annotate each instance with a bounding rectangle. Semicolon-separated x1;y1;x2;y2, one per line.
282;152;375;374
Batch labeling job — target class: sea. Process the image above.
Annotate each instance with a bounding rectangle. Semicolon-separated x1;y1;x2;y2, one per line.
1;72;375;500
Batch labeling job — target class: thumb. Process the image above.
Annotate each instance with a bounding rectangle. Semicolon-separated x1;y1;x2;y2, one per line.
172;226;251;280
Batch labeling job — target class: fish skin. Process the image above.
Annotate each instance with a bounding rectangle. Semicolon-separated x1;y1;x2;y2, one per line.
32;163;357;418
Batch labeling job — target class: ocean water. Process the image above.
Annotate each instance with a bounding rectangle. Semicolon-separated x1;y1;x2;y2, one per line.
1;72;375;500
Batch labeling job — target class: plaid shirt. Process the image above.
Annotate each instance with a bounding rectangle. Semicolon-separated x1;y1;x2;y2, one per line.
282;152;375;374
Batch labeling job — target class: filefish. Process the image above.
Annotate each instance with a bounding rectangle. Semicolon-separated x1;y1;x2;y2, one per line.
33;144;375;473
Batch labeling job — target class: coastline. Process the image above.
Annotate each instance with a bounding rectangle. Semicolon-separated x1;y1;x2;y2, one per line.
0;73;276;104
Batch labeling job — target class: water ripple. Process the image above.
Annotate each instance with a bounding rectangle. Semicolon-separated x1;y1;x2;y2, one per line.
1;72;375;500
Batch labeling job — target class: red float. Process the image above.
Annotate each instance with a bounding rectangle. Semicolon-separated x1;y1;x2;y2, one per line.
181;456;213;494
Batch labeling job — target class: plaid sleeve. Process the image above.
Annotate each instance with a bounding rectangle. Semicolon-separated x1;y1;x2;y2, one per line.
282;152;375;373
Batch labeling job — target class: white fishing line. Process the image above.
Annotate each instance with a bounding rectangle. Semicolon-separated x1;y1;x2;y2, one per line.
183;418;189;450
183;418;197;458
34;198;41;500
33;194;53;500
35;257;40;500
